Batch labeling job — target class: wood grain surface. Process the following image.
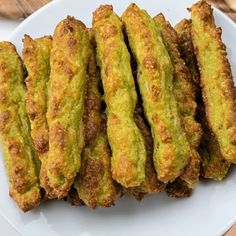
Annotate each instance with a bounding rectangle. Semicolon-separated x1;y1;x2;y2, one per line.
0;0;50;20
225;223;236;236
208;0;236;21
0;0;235;21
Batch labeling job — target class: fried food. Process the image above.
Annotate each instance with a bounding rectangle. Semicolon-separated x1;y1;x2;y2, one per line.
22;35;52;191
73;34;119;208
67;187;84;206
165;178;192;198
175;19;200;94
176;15;231;181
191;0;236;163
77;135;119;207
93;5;146;187
154;14;202;189
128;100;166;200
45;16;89;198
199;104;231;181
1;1;236;211
0;42;41;211
23;35;51;156
122;3;191;183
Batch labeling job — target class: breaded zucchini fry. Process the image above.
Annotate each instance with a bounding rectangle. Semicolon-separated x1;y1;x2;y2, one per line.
77;135;119;208
175;19;200;93
199;104;231;181
191;1;236;163
122;4;191;183
23;35;51;156
73;34;119;208
175;17;231;181
22;35;52;192
67;187;84;206
0;42;41;211
129;100;166;200
165;178;192;198
154;14;202;189
45;16;89;198
93;5;146;187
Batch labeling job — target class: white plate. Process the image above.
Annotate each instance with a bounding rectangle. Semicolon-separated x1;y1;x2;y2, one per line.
1;0;236;235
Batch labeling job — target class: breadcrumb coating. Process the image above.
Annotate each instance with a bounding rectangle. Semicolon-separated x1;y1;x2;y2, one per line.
0;42;41;211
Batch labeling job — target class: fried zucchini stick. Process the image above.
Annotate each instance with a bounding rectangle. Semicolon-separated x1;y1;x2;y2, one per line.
73;33;119;208
154;14;202;190
122;4;191;183
66;187;84;206
191;1;236;163
124;58;165;199
128;100;166;200
176;18;231;181
77;136;119;208
165;179;192;198
0;42;41;211
166;18;200;197
45;16;89;198
22;35;52;192
93;5;146;187
199;104;231;180
175;19;200;94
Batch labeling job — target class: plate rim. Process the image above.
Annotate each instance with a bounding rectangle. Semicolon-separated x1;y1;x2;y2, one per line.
9;0;236;41
8;0;59;41
2;1;236;236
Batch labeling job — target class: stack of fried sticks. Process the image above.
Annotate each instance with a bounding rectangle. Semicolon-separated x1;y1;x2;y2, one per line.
0;0;235;212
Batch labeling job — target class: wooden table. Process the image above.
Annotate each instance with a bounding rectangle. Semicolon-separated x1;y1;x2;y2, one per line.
0;0;235;22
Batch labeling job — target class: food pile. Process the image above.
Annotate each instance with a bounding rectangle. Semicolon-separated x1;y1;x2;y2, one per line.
0;0;235;212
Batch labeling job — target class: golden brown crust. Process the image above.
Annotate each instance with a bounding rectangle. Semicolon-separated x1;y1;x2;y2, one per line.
191;1;236;163
199;103;231;180
154;14;202;190
77;135;119;208
180;150;201;186
0;42;41;211
93;5;146;187
128;100;165;200
22;35;52;197
72;32;119;208
83;33;103;146
165;178;192;198
175;19;200;93
44;16;89;198
122;4;191;183
23;35;52;155
92;5;113;25
154;13;201;146
175;14;231;181
67;187;84;206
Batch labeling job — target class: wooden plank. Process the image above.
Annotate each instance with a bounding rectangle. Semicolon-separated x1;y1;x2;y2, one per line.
0;0;50;20
207;0;236;21
0;0;235;21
